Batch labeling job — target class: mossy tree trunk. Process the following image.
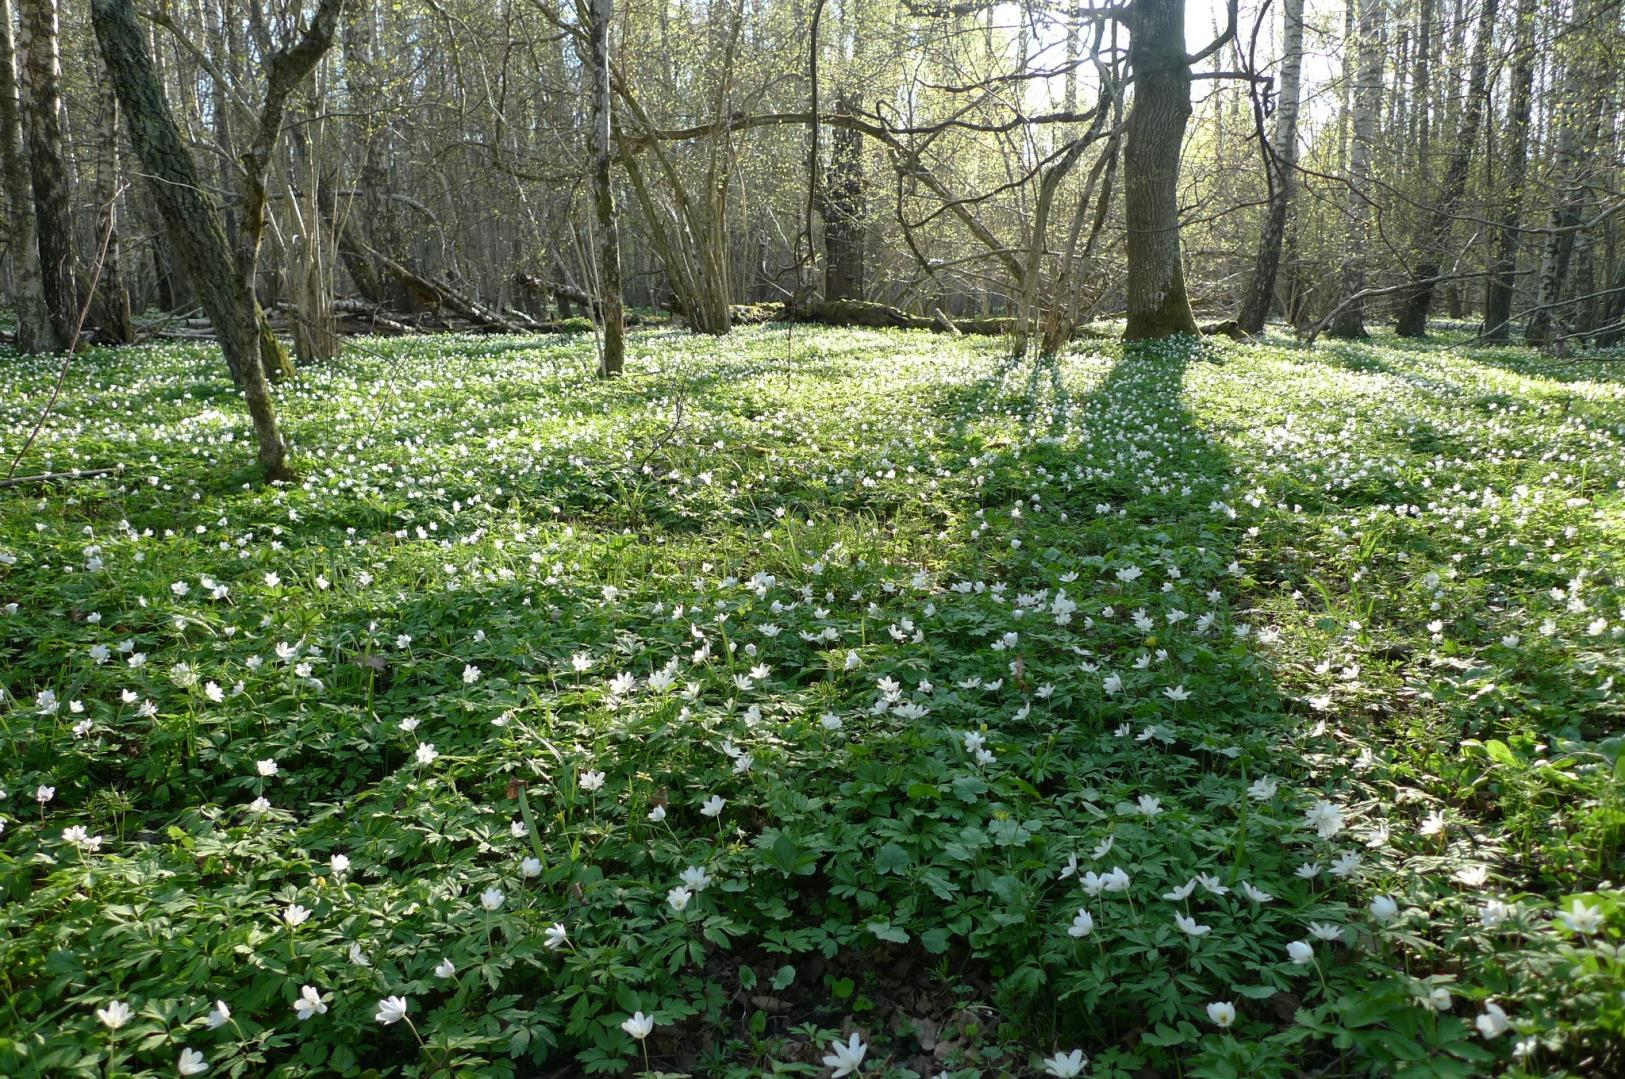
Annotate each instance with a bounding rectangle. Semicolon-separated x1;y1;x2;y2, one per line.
90;0;290;478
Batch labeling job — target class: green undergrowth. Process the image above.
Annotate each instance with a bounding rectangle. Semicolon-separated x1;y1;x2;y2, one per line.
0;326;1621;1078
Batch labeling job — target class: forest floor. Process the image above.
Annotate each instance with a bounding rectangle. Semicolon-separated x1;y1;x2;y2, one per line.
1;326;1622;1078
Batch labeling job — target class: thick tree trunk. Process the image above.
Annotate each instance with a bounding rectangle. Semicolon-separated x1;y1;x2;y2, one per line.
1237;0;1304;334
17;0;79;347
1393;0;1496;337
1122;0;1199;341
90;0;289;479
1328;0;1384;339
588;0;625;376
1482;0;1536;341
822;91;864;301
0;0;51;353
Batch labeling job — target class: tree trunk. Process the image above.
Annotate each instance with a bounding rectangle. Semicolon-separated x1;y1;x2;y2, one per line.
1122;0;1198;341
1482;0;1536;341
285;83;340;364
1410;0;1433;191
1595;260;1625;346
17;0;79;347
1328;0;1384;339
342;3;405;308
1393;0;1496;337
90;0;289;479
316;169;386;304
231;2;344;383
822;91;865;301
588;0;625;376
1237;0;1304;334
90;80;135;344
1525;0;1603;347
0;0;51;352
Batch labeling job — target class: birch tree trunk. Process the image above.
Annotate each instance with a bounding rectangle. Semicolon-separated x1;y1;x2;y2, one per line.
1122;0;1199;341
1328;0;1384;340
1237;0;1304;334
0;0;51;353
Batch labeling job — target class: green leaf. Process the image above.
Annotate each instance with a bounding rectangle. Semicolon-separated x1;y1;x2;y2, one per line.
875;841;912;875
867;920;909;943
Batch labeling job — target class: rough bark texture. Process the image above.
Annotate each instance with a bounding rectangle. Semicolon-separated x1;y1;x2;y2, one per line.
822;91;864;301
0;0;52;352
1237;0;1304;334
589;0;625;376
1328;0;1383;339
1122;0;1198;341
1393;0;1495;337
17;0;79;347
90;0;289;479
1481;0;1536;341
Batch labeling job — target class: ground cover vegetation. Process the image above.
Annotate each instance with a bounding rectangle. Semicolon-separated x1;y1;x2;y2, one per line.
1;325;1622;1078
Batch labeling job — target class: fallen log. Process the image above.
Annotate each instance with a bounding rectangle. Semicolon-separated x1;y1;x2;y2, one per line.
1199;319;1250;340
783;299;1016;336
359;244;529;333
0;466;120;489
515;272;595;313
